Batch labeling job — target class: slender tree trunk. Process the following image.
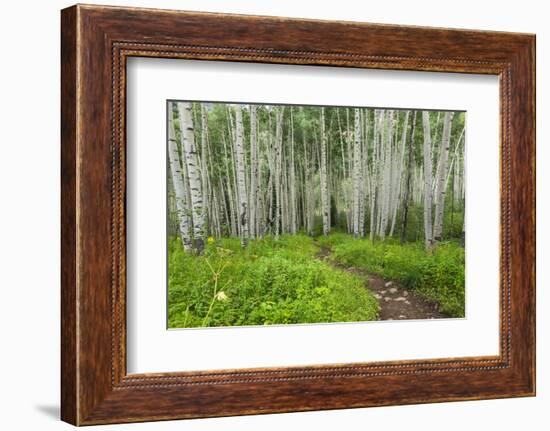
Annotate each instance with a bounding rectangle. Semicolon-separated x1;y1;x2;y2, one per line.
431;112;442;161
320;108;330;236
389;111;410;236
445;126;465;191
218;182;229;236
257;128;265;237
200;105;209;235
227;107;240;236
422;111;434;250
376;111;386;237
249;105;258;239
168;103;193;251
274;106;284;238
380;110;394;240
234;105;249;248
336;109;350;233
370;110;380;241
327;114;334;229
353;108;362;238
211;188;221;238
222;134;237;236
177;102;205;253
289;108;297;234
400;111;417;244
282;130;289;233
433;111;454;243
359;109;368;237
303;133;314;235
265;112;275;236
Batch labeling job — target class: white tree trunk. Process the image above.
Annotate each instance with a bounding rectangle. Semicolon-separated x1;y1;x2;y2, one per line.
445;126;465;192
226;108;240;237
168;103;193;251
352;108;362;238
400;110;417;244
177;102;205;253
369;109;380;241
376;111;386;237
234;105;249;247
389;110;410;236
359;109;368;237
303;133;314;235
320;107;330;236
422;111;434;250
200;105;209;234
336;109;351;233
222;134;237;236
289;108;297;234
433;111;454;242
379;110;394;240
249;105;258;239
274;106;284;238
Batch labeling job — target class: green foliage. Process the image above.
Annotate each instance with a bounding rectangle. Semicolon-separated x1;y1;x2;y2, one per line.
390;203;464;244
311;215;325;237
442;199;465;240
168;234;379;328
329;236;465;317
315;231;352;248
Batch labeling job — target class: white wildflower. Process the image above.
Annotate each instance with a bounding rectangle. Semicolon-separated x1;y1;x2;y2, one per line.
215;291;228;301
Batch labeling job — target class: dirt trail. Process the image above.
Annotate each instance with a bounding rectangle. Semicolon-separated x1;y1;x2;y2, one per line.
316;245;446;321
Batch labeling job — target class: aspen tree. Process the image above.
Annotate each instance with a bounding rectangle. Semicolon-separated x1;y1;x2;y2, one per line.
353;108;362;238
433;111;454;243
177;102;205;253
234;105;249;247
200;105;209;233
222;134;237;236
369;109;380;241
320;107;330;236
289;108;297;234
168;103;193;252
359;109;368;237
379;110;394;240
274;106;284;238
422;111;434;250
389;110;410;236
249;105;258;238
400;111;417;244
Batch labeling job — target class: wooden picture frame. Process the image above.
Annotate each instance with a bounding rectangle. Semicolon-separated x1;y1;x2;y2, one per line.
61;4;535;425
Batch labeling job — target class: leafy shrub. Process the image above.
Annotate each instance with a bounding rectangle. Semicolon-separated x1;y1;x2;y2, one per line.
168;234;379;328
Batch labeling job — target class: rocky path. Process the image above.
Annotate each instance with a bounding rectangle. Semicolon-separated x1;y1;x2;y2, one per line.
316;245;446;321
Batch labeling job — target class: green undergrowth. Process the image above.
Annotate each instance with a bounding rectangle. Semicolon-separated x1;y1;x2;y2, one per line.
168;234;379;328
318;233;465;317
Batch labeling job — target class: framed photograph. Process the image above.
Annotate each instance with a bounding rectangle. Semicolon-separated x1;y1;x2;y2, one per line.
61;4;535;425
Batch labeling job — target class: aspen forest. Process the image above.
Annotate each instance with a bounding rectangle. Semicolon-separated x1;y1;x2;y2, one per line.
167;101;466;328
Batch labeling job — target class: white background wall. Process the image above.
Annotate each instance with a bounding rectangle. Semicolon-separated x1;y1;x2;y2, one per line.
0;0;546;429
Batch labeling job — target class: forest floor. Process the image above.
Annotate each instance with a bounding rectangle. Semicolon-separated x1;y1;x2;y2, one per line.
315;244;446;321
168;234;462;328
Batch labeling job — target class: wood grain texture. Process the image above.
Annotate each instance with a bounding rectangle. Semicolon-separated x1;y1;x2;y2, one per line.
60;5;78;425
60;4;535;425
